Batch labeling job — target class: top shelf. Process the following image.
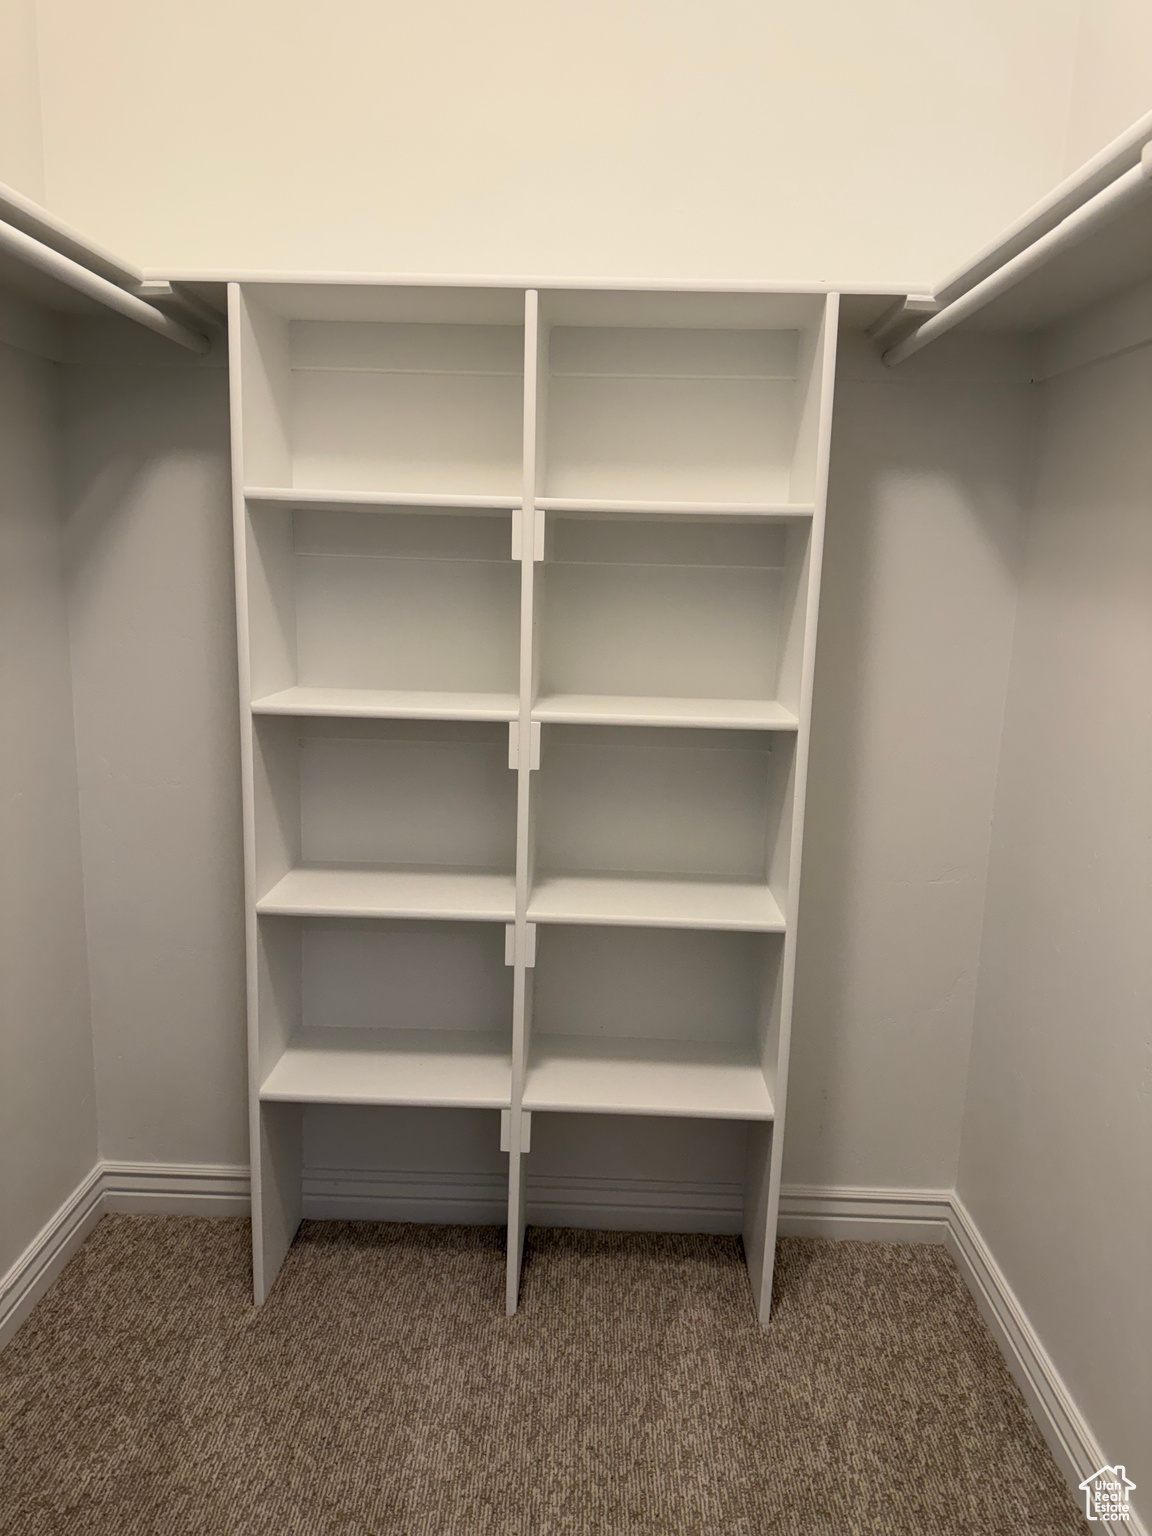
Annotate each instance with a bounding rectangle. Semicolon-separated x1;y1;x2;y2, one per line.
235;287;834;508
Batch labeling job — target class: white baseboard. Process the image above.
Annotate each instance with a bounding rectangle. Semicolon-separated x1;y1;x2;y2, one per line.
2;1161;1141;1535
946;1193;1146;1536
303;1172;949;1240
302;1169;744;1230
303;1168;505;1224
778;1182;952;1243
101;1160;250;1216
0;1164;104;1352
528;1173;744;1232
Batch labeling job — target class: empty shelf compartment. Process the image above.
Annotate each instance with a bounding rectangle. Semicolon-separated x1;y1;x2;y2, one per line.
238;288;526;497
253;686;519;723
246;501;520;702
525;925;783;1117
523;1034;774;1119
536;512;809;718
531;693;798;731
256;916;514;1106
530;722;794;928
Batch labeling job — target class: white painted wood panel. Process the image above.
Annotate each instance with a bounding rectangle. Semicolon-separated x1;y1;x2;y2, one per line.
253;686;519;722
261;1028;511;1108
527;874;785;931
536;496;813;518
523;1035;774;1119
531;694;798;730
248;486;519;511
257;866;516;921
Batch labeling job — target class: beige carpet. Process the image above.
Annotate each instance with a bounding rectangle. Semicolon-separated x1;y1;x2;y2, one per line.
0;1216;1089;1535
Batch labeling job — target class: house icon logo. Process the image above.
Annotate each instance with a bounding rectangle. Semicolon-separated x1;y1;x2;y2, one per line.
1079;1465;1136;1523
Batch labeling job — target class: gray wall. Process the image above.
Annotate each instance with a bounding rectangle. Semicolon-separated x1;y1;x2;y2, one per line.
0;309;97;1283
786;334;1032;1190
62;318;247;1170
958;337;1152;1509
57;323;1034;1201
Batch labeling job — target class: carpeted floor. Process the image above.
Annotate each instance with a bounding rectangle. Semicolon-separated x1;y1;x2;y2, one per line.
0;1217;1089;1536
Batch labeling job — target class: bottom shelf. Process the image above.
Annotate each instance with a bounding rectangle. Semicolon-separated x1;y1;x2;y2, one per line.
522;1034;775;1120
260;1027;512;1108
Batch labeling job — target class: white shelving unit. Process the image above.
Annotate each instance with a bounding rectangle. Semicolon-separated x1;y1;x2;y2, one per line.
229;280;839;1322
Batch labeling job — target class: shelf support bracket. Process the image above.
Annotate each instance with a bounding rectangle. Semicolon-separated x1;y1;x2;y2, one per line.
509;720;541;770
501;1109;531;1154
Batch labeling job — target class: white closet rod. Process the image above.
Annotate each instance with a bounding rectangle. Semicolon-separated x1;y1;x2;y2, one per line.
0;218;210;355
885;142;1152;367
0;179;142;289
932;107;1152;308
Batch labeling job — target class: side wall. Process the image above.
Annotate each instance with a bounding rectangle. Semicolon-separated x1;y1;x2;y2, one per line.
62;317;248;1172
957;336;1152;1517
55;324;1031;1209
785;334;1031;1192
0;307;97;1300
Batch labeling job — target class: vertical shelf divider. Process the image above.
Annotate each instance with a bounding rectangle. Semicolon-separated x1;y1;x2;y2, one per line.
742;292;840;1323
229;282;304;1304
505;289;542;1315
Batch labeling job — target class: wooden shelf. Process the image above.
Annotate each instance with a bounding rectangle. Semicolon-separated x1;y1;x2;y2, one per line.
253;686;519;722
246;485;520;511
233;282;839;1318
523;1033;774;1119
535;496;813;519
532;693;798;731
527;874;786;931
261;1027;511;1108
257;864;516;922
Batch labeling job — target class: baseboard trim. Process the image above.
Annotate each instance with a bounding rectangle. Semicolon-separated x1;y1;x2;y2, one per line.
779;1182;952;1243
303;1168;505;1224
2;1160;1140;1533
0;1164;104;1352
946;1193;1146;1536
301;1169;746;1230
305;1173;951;1240
101;1160;251;1217
528;1173;744;1233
